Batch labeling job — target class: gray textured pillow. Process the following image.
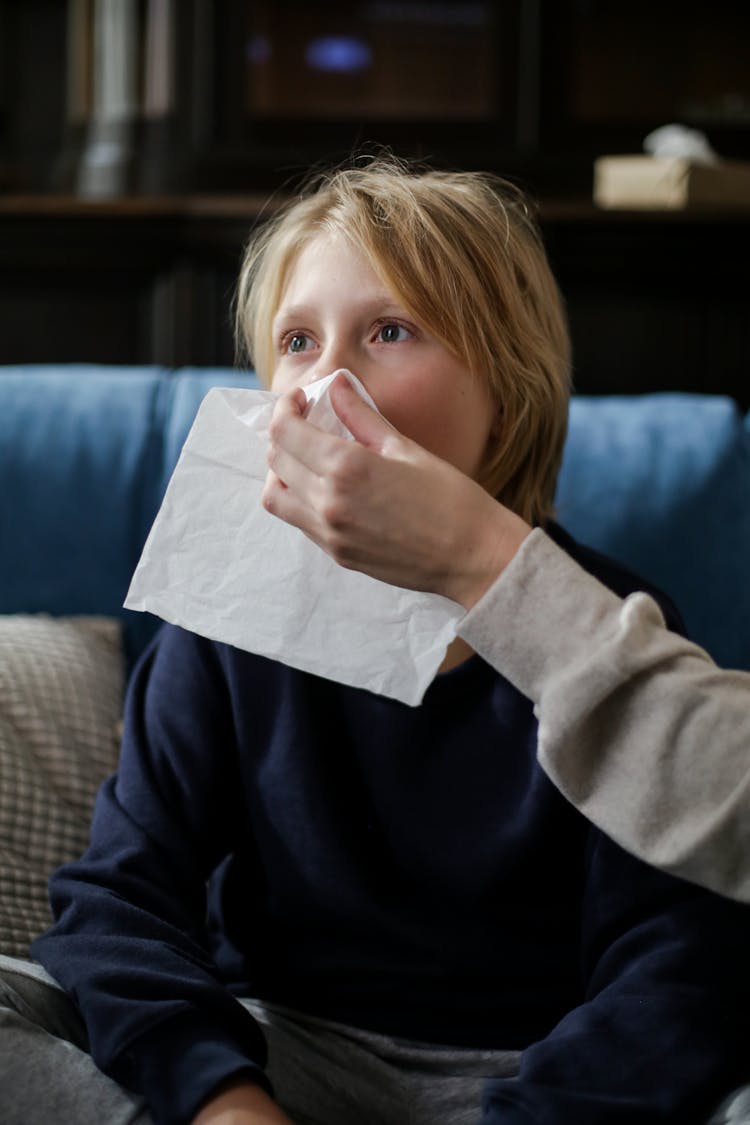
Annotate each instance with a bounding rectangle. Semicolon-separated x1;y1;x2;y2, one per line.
0;615;123;957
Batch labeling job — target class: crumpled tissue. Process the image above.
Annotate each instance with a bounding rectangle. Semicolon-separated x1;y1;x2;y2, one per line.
643;123;718;164
124;369;464;705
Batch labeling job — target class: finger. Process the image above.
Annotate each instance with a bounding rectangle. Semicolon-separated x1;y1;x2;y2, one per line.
268;388;345;475
267;386;347;498
262;466;304;525
328;373;398;452
269;385;307;428
261;465;331;553
266;436;323;497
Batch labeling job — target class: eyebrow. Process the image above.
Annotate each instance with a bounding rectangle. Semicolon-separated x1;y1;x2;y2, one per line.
273;297;411;326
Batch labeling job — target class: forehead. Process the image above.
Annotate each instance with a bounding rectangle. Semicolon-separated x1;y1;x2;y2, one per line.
274;232;400;316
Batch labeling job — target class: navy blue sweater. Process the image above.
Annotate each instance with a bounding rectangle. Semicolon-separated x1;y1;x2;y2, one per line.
33;529;750;1125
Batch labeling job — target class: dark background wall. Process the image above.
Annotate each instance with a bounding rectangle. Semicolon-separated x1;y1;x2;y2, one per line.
0;0;748;405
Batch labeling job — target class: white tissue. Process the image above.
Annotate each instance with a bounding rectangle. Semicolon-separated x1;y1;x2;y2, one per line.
124;369;463;706
302;368;379;431
643;124;718;164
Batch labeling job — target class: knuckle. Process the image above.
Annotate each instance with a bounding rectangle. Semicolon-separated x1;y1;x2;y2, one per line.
320;493;349;531
261;479;277;514
325;530;355;568
326;448;351;485
266;451;287;482
328;444;367;488
267;413;284;443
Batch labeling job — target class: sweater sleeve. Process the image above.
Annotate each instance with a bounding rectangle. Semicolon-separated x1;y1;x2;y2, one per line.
479;827;750;1124
32;626;272;1125
458;527;750;903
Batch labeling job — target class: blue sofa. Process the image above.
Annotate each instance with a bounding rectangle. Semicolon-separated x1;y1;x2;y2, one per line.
2;364;749;671
1;365;749;1122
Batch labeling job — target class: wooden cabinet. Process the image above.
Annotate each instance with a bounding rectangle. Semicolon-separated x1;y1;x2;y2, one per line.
2;3;749;198
543;207;750;406
0;197;262;367
201;1;750;195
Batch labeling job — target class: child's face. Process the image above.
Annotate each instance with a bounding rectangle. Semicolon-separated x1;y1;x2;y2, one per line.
270;233;497;481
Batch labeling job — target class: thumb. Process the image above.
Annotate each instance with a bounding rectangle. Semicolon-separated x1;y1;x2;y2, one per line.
329;372;397;452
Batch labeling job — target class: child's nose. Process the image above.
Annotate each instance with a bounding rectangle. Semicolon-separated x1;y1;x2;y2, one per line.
316;339;357;380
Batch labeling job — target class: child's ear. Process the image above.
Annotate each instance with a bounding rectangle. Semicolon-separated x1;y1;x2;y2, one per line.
490;410;503;438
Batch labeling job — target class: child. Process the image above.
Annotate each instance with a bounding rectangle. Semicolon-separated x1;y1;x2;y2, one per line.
6;156;749;1125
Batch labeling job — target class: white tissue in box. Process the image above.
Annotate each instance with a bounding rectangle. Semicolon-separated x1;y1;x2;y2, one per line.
124;370;463;706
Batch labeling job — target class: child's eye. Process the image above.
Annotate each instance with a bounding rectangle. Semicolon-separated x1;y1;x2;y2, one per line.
375;322;412;344
286;333;312;354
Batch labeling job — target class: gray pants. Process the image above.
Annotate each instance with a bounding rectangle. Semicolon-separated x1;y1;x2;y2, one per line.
0;954;520;1125
4;954;750;1125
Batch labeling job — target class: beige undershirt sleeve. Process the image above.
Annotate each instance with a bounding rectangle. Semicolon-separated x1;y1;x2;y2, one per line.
458;527;750;903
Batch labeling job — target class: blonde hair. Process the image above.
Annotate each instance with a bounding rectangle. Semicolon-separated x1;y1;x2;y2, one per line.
235;155;571;524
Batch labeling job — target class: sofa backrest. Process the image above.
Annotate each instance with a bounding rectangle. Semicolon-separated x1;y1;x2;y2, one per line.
2;365;749;670
0;366;257;662
556;393;750;670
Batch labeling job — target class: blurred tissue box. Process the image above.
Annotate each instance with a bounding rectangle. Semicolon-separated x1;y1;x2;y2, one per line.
594;124;750;210
125;369;463;706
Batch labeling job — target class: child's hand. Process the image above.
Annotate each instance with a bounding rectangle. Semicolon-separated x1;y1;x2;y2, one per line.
190;1077;294;1124
263;372;530;610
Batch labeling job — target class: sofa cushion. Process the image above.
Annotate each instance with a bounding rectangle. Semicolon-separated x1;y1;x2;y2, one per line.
556;394;750;670
0;366;168;649
0;615;123;957
0;364;258;664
